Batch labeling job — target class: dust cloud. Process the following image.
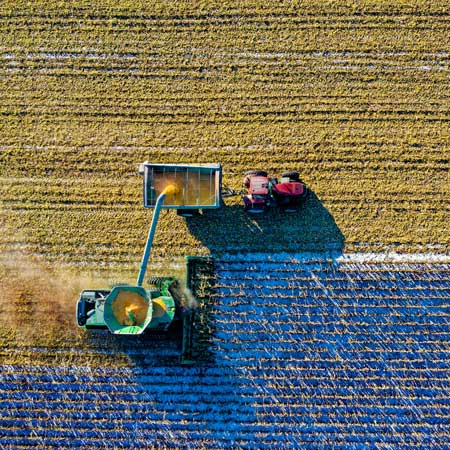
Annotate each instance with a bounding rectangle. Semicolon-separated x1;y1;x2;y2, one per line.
0;253;105;338
168;279;198;312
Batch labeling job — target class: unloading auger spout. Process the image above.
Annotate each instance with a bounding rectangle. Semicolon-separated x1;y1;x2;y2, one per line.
75;163;222;362
136;184;180;287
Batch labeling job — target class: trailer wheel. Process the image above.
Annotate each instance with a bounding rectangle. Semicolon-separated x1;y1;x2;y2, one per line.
177;209;199;217
282;170;300;182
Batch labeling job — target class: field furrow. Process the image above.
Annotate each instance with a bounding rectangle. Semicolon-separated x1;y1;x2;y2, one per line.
1;256;450;447
0;1;449;261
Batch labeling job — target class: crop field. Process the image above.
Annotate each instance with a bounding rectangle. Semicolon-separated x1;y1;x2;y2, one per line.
1;255;450;448
0;1;449;448
0;0;449;269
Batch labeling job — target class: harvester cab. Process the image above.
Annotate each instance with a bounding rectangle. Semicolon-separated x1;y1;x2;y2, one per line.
76;163;222;362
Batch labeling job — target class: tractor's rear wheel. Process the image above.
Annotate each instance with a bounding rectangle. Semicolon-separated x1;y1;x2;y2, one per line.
282;170;300;182
245;170;268;177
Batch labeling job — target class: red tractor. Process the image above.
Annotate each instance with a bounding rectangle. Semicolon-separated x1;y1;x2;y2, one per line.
243;170;308;213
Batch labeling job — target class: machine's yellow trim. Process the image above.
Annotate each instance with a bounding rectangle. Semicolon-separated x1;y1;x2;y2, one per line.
152;297;168;319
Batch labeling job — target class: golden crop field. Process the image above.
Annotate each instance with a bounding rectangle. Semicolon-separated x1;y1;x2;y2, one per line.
1;4;450;446
0;0;449;276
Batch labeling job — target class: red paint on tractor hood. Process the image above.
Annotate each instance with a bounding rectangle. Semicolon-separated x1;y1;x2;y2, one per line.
273;182;305;196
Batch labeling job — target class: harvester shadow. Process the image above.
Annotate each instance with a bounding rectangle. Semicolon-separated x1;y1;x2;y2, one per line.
88;192;344;442
100;318;211;368
186;190;345;256
106;328;186;367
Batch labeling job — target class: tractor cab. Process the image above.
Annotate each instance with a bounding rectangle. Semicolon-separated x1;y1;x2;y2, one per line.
243;170;308;213
273;176;306;196
243;171;271;212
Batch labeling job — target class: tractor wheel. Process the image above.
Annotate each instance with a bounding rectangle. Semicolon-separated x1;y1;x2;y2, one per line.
282;170;300;182
302;185;309;199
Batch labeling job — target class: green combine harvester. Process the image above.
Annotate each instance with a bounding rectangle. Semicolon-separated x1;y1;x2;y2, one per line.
76;163;222;362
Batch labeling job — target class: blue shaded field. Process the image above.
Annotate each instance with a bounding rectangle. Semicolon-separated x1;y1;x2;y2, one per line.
1;256;449;448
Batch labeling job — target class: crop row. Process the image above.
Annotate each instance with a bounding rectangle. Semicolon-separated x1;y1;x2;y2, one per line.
1;0;449;260
3;364;450;380
2;0;450;12
2;257;450;447
2;395;450;418
1;113;446;147
1;120;446;152
2;10;449;53
3;368;450;385
2;381;450;399
2;144;449;173
1;85;448;120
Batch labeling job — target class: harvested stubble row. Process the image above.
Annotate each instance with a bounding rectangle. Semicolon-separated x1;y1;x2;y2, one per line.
0;0;449;268
1;256;450;448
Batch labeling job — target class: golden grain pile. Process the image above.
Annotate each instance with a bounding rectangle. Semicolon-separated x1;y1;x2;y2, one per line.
111;290;149;326
0;0;449;270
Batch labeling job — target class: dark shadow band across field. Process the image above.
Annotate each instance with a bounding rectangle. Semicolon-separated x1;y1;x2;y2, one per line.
186;190;345;256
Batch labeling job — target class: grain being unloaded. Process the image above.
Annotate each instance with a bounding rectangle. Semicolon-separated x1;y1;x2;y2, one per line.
153;172;215;206
186;171;216;206
153;175;183;205
111;290;148;327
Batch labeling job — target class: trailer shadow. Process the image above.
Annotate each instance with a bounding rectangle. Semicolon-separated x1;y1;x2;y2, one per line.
185;190;345;256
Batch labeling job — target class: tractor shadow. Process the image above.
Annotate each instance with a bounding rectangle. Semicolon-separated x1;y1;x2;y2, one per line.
83;191;344;368
186;189;345;256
